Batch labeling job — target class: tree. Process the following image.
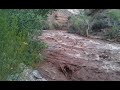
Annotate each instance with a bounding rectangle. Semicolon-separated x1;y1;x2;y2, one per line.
0;9;54;80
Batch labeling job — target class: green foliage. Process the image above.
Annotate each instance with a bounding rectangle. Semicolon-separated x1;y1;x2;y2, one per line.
42;21;50;30
68;14;90;36
103;9;120;40
68;9;120;41
107;9;120;21
52;23;64;30
104;26;120;40
0;9;53;80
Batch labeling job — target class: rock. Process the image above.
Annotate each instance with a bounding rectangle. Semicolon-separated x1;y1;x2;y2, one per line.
31;70;42;79
28;74;36;81
7;63;47;81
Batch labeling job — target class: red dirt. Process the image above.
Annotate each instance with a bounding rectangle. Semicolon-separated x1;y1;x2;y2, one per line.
37;30;120;81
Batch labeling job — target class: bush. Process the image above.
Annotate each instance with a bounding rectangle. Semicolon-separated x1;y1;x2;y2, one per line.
68;14;90;36
68;9;120;42
106;9;120;21
104;26;120;40
103;9;120;40
52;23;64;30
0;9;53;80
91;9;120;30
42;21;50;30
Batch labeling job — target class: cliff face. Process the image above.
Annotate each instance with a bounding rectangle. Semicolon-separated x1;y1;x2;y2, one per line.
47;9;81;30
47;10;69;30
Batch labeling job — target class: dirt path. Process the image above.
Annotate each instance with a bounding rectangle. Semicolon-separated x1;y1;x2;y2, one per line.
37;30;120;81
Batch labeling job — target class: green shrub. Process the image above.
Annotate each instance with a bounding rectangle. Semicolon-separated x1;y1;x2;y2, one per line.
68;9;120;41
42;21;50;30
103;9;120;40
104;26;120;40
68;14;90;36
0;9;53;80
52;23;64;30
106;9;120;21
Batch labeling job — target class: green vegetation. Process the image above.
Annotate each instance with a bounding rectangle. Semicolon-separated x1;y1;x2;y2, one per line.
68;9;120;42
104;9;120;40
68;14;91;36
107;9;120;21
1;9;120;80
0;9;53;80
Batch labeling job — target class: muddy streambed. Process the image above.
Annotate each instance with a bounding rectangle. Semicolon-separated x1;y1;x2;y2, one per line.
37;30;120;81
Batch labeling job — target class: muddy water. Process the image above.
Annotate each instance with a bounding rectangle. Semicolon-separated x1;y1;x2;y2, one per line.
37;30;120;81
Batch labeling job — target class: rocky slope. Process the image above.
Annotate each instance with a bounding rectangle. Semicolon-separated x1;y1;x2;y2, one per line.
47;9;81;30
